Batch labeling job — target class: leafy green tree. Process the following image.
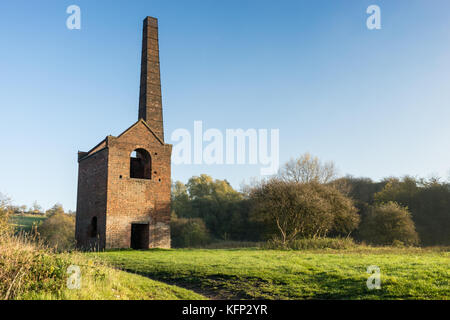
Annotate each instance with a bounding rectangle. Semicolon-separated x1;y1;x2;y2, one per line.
45;203;65;217
172;175;253;240
171;181;192;216
37;212;75;251
375;177;419;205
170;217;211;247
359;202;419;246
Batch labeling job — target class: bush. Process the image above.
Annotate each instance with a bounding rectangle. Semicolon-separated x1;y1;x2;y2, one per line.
0;194;13;237
359;202;419;246
249;179;359;243
45;203;65;217
170;217;211;248
264;237;357;250
374;177;450;246
0;209;12;237
37;213;75;251
0;232;70;299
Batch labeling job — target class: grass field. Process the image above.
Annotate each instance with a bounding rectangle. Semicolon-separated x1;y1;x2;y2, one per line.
2;214;200;300
0;237;203;300
5;214;448;300
25;253;204;300
93;247;449;300
9;214;46;232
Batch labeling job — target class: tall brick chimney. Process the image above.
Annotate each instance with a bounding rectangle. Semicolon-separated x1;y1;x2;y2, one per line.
138;16;164;141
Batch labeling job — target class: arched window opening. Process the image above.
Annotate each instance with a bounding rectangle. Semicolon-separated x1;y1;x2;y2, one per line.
130;148;152;179
90;216;98;238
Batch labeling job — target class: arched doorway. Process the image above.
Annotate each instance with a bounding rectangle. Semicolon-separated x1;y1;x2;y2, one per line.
89;216;98;238
130;148;152;179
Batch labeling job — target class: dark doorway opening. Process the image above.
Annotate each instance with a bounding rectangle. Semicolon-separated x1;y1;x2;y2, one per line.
89;216;98;238
131;223;149;249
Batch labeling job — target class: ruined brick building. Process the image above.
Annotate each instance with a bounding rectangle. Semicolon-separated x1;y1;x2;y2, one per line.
75;17;172;250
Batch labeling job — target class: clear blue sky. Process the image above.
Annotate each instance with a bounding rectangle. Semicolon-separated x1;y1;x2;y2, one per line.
1;0;449;211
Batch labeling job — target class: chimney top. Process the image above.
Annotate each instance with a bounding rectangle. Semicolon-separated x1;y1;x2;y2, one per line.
144;16;158;26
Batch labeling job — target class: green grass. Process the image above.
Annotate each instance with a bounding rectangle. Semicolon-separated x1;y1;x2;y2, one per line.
92;247;449;300
3;215;205;300
15;252;204;300
9;214;46;232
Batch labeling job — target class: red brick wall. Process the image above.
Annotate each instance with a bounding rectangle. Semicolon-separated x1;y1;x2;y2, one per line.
105;122;171;249
75;148;108;250
76;123;172;250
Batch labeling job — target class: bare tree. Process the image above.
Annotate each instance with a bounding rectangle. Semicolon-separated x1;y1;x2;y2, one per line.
30;201;42;215
0;193;13;236
279;153;337;184
0;193;10;209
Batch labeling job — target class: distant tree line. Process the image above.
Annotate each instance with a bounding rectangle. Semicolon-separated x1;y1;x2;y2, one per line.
171;154;450;247
2;151;449;250
171;175;259;243
340;175;450;246
5;200;75;216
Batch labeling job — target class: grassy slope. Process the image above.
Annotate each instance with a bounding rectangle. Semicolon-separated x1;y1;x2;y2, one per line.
9;214;46;232
1;226;203;300
20;253;204;300
93;248;449;300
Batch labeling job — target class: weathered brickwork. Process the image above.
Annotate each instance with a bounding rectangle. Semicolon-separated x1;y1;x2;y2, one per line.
139;16;164;140
76;17;171;250
75;148;108;250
